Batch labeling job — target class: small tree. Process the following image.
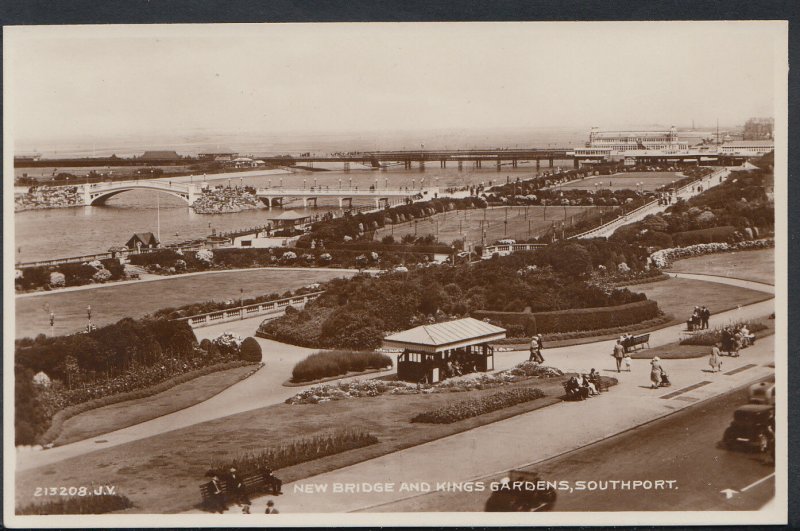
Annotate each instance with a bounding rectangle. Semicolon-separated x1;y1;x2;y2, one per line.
239;337;263;362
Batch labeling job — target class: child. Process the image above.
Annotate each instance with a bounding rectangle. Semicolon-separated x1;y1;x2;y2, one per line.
623;352;632;372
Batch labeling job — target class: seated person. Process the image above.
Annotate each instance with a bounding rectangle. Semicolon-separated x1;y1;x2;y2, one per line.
588;368;602;391
262;467;282;495
581;374;599;396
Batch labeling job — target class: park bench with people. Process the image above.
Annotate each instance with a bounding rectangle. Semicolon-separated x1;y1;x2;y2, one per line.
200;469;282;510
622;333;650;353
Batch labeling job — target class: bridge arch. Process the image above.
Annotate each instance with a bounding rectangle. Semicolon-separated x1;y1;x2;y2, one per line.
84;182;198;206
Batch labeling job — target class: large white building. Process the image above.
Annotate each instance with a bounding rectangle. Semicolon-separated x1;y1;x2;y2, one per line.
585;126;689;152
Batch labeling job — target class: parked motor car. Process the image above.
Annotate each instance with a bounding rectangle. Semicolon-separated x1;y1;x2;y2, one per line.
721;404;775;452
485;470;557;512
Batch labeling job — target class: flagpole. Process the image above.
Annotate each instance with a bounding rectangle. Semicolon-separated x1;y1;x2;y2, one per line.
157;193;161;243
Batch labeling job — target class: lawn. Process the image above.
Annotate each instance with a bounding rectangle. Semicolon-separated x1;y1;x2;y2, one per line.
623;277;773;324
15;268;355;339
51;364;259;446
666;248;774;285
373;205;603;246
16;374;614;513
554;171;680;192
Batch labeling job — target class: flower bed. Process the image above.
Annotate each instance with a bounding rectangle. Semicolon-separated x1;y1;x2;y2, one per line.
411;387;546;424
650;239;775;269
209;428;378;476
285;362;563;405
17;494;133;515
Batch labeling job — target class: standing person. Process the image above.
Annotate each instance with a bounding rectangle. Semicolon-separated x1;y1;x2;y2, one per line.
265;500;279;514
650;357;663;389
701;306;711;329
709;342;723;373
535;334;545;363
623;350;632;372
528;337;538;362
612;340;625;373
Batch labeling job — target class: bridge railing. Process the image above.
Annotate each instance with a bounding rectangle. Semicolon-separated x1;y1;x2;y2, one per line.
87;179;191;191
176;291;323;328
255;187;437;196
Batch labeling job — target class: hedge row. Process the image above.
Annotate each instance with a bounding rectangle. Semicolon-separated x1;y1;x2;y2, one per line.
474;299;660;335
291;350;393;383
411;387;545;424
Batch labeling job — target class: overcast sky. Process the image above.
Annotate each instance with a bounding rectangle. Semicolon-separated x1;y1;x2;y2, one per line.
5;22;785;147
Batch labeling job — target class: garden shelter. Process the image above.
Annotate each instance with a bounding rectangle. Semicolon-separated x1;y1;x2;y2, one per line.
268;210;312;230
383;317;506;383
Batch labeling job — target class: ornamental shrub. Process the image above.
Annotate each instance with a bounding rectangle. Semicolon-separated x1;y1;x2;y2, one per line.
239;337;263;362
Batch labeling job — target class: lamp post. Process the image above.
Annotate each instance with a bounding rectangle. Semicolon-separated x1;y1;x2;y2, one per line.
240;288;244;319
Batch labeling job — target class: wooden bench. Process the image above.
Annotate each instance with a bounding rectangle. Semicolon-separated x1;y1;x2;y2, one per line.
623;333;650;352
200;471;279;508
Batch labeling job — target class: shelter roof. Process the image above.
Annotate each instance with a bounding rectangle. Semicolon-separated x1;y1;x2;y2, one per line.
383;317;506;350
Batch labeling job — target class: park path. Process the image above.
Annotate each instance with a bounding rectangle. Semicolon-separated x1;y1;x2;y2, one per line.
576;168;729;239
17;273;774;477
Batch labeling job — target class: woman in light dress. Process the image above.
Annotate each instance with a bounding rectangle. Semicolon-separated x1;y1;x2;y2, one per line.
709;342;723;373
650;356;663;389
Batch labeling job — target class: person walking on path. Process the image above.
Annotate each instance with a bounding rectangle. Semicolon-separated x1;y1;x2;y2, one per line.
650;356;663;389
536;334;545;362
612;340;625;373
709;342;723;373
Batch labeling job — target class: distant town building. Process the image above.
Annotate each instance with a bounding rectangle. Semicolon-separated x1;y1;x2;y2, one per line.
125;232;160;252
742;117;774;141
140;150;182;161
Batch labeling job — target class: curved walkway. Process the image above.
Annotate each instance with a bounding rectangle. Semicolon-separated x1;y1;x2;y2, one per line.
16;272;775;473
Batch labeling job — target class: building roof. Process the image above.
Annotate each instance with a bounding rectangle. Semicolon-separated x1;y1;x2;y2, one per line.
141;150;181;160
268;210;311;221
721;140;774;148
383;317;506;353
126;232;160;247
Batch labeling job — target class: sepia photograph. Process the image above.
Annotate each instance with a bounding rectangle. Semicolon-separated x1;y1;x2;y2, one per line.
3;20;788;527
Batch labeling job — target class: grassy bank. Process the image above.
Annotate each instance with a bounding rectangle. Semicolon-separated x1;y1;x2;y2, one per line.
52;364;260;446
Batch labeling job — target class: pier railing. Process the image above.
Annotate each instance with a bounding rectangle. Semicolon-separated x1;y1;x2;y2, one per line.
176;291;323;328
